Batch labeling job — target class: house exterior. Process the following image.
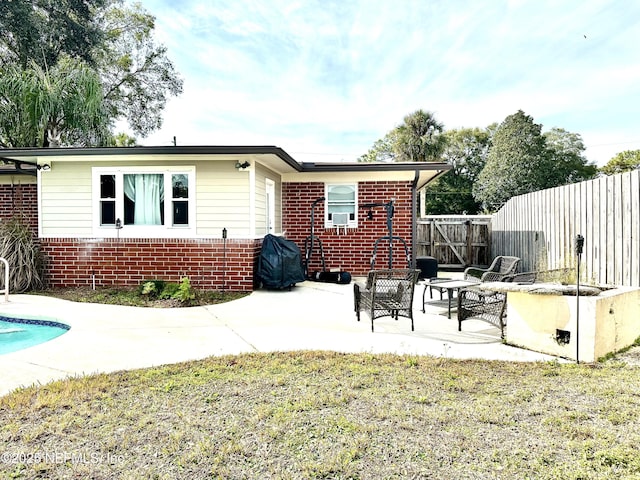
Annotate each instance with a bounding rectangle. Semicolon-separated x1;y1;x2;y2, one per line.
0;146;450;291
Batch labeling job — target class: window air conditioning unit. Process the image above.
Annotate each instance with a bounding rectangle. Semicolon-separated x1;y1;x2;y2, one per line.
332;212;349;226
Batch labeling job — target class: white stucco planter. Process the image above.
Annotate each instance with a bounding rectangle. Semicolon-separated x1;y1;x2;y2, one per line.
497;284;640;362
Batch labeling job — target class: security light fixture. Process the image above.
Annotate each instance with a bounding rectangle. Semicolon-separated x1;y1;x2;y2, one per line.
37;163;51;171
235;161;250;169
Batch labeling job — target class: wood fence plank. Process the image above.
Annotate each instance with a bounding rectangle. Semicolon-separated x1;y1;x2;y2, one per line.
632;171;640;286
613;175;623;285
486;171;638;287
622;172;632;285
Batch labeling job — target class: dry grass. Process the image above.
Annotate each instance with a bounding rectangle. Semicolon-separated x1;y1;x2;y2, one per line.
2;352;640;479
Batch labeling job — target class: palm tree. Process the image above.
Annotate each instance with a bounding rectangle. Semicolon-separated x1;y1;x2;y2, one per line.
0;56;110;148
394;109;446;162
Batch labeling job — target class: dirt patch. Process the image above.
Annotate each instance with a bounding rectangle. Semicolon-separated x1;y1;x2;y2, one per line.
608;345;640;366
29;286;246;307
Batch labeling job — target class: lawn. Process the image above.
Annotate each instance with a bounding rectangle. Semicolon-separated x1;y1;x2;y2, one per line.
1;351;640;479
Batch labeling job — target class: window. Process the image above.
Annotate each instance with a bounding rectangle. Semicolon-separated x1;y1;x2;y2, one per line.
100;174;116;225
325;183;357;227
123;173;164;225
171;173;189;225
94;167;194;236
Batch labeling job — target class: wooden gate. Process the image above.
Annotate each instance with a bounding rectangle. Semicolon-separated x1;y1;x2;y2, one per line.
416;216;491;269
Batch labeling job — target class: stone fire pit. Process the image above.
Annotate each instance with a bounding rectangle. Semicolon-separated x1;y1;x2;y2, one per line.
482;282;640;362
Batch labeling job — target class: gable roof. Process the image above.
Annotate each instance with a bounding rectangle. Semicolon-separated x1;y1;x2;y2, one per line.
0;145;451;189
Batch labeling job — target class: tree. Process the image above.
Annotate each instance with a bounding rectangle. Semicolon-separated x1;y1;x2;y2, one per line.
359;109;445;163
423;128;490;214
394;110;446;162
358;130;398;162
0;0;182;145
600;150;640;175
108;132;138;147
473;110;552;211
0;57;109;148
0;0;105;68
473;111;597;212
544;127;597;183
95;0;183;137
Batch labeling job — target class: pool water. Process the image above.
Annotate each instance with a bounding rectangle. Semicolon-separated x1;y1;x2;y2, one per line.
0;316;70;355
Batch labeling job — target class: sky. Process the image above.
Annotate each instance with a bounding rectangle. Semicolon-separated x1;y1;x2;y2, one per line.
137;0;640;166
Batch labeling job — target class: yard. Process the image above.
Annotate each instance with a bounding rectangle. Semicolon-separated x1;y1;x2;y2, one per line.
2;351;640;479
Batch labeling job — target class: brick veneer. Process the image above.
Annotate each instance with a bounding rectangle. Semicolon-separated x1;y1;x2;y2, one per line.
4;180;415;290
283;181;414;276
0;183;38;235
40;238;261;291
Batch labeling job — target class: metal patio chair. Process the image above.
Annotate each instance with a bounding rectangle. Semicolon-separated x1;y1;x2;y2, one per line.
463;256;520;282
457;287;508;339
353;269;420;332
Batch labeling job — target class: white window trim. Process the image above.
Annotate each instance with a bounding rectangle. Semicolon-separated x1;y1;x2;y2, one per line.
92;166;196;238
324;183;358;229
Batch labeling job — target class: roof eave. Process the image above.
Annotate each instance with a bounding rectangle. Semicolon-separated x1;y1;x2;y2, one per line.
0;145;303;171
300;161;451;173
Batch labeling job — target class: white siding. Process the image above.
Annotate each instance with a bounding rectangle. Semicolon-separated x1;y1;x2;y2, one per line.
39;159;258;239
196;160;251;237
40;162;93;236
255;163;282;235
282;171;416;184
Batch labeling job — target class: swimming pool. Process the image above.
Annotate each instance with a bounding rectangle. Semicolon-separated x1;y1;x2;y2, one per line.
0;315;70;355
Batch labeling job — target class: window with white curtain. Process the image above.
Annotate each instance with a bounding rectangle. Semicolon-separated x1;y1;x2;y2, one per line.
325;183;357;227
124;173;164;225
94;167;194;236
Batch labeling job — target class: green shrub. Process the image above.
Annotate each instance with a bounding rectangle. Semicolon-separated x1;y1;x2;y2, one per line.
172;277;195;303
0;217;44;292
138;277;195;304
138;279;166;298
159;282;180;299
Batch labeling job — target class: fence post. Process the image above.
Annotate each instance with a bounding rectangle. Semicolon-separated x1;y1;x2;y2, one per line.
465;219;472;267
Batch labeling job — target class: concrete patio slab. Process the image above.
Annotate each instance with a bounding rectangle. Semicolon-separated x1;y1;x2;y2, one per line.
0;280;560;397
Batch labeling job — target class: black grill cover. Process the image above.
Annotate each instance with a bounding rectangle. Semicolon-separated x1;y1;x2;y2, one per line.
257;234;305;289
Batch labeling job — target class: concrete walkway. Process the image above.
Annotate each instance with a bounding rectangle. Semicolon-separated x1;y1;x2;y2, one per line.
0;280;559;397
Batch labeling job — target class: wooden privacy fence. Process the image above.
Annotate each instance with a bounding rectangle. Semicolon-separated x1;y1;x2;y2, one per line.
491;170;640;287
415;216;491;269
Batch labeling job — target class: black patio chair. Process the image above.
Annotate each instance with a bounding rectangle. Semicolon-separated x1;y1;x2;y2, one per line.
464;256;520;282
353;269;420;332
457;287;507;339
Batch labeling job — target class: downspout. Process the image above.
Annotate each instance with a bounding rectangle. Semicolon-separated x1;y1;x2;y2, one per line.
413;168;449;269
411;170;419;270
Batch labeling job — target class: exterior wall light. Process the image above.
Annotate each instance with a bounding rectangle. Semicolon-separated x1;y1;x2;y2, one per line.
37;163;51;171
235;161;250;169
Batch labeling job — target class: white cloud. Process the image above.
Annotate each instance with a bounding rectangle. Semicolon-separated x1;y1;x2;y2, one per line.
136;0;640;165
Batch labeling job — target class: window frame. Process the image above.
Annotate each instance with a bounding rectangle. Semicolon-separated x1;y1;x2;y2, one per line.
92;166;196;238
324;183;358;229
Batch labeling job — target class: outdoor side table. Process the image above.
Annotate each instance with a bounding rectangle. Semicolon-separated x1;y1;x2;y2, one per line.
422;279;480;319
423;277;452;301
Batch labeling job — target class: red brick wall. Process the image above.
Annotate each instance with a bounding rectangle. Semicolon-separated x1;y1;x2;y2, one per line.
283;181;414;276
9;180;414;289
40;238;262;291
0;183;38;235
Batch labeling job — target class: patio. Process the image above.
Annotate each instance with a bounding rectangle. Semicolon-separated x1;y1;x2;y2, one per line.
0;279;560;396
